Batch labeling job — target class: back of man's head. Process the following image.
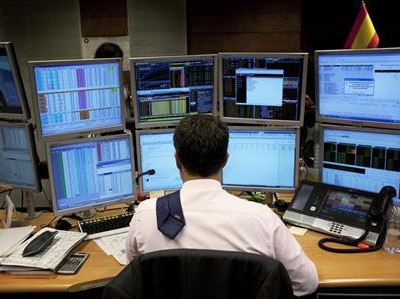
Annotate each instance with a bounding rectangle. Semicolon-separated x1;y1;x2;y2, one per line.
173;115;229;177
94;42;123;58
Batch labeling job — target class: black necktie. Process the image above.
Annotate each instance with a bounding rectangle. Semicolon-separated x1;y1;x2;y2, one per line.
156;191;185;239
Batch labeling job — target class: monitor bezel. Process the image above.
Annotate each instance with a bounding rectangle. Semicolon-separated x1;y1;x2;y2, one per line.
29;58;127;142
0;121;41;192
130;54;218;129
46;132;136;217
318;123;400;197
135;127;181;194
222;125;300;193
315;47;400;130
0;42;31;121
218;52;308;127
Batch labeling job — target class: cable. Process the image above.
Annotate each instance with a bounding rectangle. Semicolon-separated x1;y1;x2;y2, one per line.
318;219;385;253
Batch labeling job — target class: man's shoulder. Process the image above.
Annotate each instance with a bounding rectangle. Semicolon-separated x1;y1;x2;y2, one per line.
136;197;158;211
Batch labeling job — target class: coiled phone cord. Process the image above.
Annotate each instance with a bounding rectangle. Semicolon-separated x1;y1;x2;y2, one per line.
318;218;386;253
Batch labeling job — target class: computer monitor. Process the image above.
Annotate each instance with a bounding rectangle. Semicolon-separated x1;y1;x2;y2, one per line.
46;132;136;216
0;121;40;191
219;52;308;127
135;128;181;193
222;126;300;192
315;47;400;129
0;42;30;121
29;58;126;141
319;124;400;199
130;54;218;129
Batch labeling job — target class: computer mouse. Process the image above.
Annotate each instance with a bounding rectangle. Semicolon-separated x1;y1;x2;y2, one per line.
55;219;72;231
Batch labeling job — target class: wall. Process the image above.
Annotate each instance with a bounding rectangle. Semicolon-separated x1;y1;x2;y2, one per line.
128;0;186;57
187;0;302;53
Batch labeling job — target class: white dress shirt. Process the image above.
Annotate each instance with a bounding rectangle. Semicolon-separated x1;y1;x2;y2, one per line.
126;179;318;296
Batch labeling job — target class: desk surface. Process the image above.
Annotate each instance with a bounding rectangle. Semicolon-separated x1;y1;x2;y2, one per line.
1;205;400;293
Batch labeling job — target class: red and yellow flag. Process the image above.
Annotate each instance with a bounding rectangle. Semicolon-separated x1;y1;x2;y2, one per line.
344;2;379;49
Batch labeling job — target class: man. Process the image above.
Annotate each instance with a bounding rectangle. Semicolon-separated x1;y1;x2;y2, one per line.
126;114;318;297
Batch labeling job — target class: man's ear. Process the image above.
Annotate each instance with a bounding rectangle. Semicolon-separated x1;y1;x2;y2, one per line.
222;152;229;168
175;152;182;170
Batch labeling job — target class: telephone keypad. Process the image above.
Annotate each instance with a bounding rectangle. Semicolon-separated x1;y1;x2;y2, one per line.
329;223;344;234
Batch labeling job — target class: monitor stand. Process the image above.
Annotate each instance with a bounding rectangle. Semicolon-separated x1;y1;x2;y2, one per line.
24;190;42;219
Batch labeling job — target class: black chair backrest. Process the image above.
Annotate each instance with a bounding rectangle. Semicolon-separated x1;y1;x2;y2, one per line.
102;249;294;299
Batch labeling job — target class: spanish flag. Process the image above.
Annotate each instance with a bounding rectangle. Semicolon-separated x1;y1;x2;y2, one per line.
344;2;379;49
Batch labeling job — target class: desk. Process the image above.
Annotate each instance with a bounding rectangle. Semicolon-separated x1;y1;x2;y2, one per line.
1;208;400;297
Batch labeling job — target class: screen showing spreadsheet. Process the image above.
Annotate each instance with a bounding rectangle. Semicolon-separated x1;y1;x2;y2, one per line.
222;126;300;192
219;52;308;126
319;124;400;199
29;58;126;141
316;48;400;129
131;54;217;129
47;133;136;216
135;128;182;193
0;121;40;191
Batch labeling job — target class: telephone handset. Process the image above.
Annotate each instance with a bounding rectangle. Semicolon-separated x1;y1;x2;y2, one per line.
318;185;396;253
369;186;396;225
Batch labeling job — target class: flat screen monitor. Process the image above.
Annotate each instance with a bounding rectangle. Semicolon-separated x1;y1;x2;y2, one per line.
219;52;308;126
222;126;300;192
135;128;181;193
46;132;136;216
315;48;400;129
0;121;40;191
29;58;126;141
131;54;218;129
0;42;30;121
319;124;400;199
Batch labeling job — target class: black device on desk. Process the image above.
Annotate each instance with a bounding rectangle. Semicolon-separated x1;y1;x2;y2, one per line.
283;181;395;251
78;212;134;239
22;230;58;257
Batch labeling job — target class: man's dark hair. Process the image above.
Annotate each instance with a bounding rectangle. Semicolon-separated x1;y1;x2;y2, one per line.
173;115;229;177
94;42;123;58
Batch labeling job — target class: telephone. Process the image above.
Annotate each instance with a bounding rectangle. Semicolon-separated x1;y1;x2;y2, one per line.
369;186;396;225
283;181;396;253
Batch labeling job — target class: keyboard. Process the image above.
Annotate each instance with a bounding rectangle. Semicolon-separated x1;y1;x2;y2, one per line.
78;212;134;240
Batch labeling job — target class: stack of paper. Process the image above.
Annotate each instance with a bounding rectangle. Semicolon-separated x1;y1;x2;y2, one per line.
0;226;35;257
0;227;87;274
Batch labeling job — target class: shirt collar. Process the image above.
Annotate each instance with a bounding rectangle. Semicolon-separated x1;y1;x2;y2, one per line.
181;179;222;191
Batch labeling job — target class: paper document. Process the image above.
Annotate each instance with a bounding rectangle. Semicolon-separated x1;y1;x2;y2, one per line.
0;225;35;257
0;227;87;272
95;232;128;265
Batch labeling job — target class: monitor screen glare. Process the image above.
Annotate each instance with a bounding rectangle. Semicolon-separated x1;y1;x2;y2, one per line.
0;42;30;120
316;48;400;128
222;127;299;192
131;55;217;128
320;125;400;198
30;58;125;140
219;53;308;126
47;133;136;216
136;129;182;193
0;122;40;191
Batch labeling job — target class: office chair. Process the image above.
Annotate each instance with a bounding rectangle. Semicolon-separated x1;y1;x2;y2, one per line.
102;248;295;299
